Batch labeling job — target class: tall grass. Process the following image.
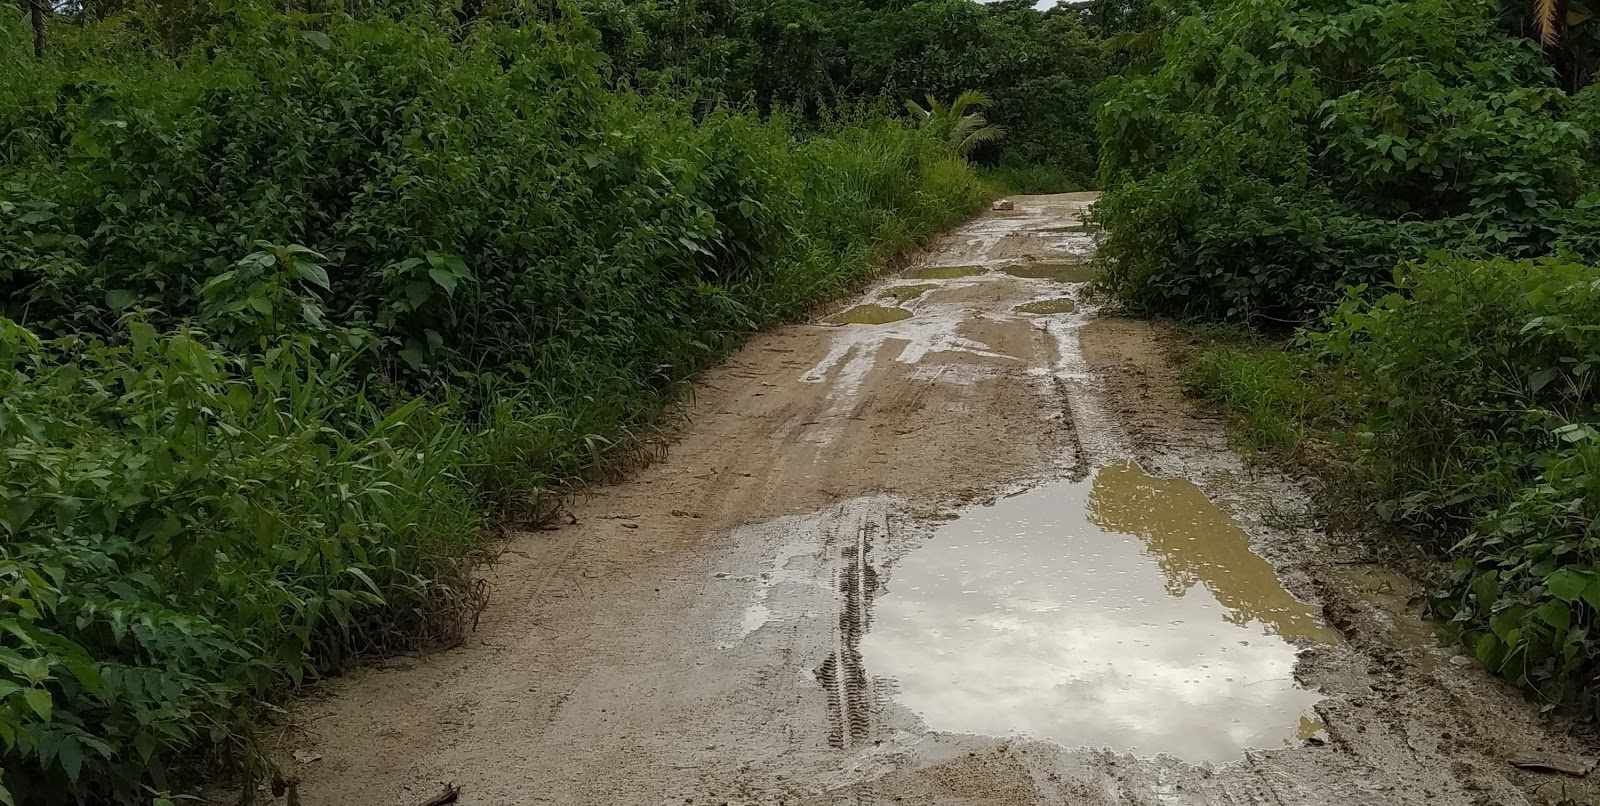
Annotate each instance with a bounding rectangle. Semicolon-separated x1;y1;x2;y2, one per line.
0;6;991;803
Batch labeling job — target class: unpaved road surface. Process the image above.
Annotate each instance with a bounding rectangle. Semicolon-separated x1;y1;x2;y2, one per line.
278;195;1599;805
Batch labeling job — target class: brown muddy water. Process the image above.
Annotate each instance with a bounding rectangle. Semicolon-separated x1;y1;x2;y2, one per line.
829;303;914;324
1014;297;1077;315
881;283;942;302
1003;261;1097;283
862;460;1335;763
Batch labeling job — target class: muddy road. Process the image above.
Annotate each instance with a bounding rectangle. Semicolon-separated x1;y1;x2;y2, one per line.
280;195;1597;805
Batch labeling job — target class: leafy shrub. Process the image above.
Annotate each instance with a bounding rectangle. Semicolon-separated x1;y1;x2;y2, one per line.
1194;255;1600;712
0;5;991;803
1314;257;1600;711
0;312;484;803
1312;258;1600;533
1093;0;1594;324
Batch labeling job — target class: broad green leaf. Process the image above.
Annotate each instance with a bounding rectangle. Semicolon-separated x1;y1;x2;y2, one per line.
1547;568;1592;601
1539;600;1572;633
23;688;51;721
1475;633;1500;667
295;261;331;290
57;737;82;782
428;267;459;296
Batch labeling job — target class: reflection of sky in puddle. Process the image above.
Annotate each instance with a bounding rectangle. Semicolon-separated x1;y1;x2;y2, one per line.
862;461;1334;762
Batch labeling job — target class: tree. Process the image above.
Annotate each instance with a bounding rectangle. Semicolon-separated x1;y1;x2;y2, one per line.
904;90;1004;156
26;0;45;57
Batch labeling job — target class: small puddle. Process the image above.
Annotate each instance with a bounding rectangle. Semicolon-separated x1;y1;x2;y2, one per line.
1333;564;1439;652
1003;261;1096;283
905;265;984;280
1014;298;1076;315
829;304;913;325
881;283;941;303
863;461;1334;762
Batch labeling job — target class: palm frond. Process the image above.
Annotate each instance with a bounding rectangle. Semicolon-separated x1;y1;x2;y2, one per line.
957;125;1005;155
1534;0;1562;46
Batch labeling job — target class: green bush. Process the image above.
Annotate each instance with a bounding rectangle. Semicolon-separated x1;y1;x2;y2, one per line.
1312;256;1600;711
0;312;484;803
0;5;990;802
1092;0;1594;324
1192;255;1600;712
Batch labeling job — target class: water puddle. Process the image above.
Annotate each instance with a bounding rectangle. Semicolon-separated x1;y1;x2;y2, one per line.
829;304;913;325
863;461;1334;762
905;265;984;280
1333;564;1438;652
881;283;941;302
1003;261;1096;283
1014;298;1077;315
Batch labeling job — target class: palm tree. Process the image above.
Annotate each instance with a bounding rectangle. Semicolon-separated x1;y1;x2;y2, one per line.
904;90;1005;156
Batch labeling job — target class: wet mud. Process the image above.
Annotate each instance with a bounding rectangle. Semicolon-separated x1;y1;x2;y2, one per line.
905;264;985;279
273;194;1599;806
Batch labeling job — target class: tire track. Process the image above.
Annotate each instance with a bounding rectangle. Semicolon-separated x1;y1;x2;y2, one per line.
817;509;885;750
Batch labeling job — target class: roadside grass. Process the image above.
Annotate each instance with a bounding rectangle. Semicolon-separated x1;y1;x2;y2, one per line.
981;161;1085;195
1179;327;1357;464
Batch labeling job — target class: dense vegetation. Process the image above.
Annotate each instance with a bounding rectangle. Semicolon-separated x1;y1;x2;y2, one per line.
0;2;1017;801
1094;0;1600;716
580;0;1122;185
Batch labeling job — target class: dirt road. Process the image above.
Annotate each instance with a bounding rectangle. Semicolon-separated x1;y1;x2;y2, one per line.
280;195;1598;805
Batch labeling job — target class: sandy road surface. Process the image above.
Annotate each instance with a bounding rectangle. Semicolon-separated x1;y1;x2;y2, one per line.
276;195;1598;806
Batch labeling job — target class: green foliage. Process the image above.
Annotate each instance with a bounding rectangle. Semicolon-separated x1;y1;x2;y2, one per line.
904;90;1004;156
1313;257;1600;711
0;4;990;802
981;160;1082;194
0;314;484;803
579;0;1112;185
1193;255;1600;712
1093;0;1597;324
1312;259;1600;535
1183;341;1355;457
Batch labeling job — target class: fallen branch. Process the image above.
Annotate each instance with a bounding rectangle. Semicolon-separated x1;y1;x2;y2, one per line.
412;782;461;806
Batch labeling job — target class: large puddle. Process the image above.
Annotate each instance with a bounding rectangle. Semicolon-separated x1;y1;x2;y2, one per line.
863;461;1335;762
